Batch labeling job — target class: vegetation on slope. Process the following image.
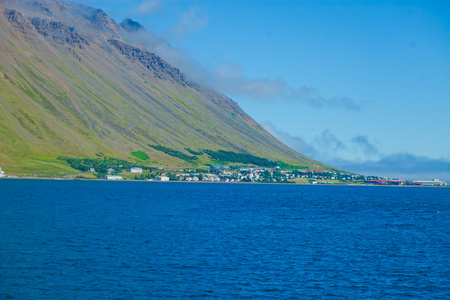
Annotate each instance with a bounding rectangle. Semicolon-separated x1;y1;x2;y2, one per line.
148;145;199;162
131;151;149;161
203;150;277;168
185;148;203;155
59;157;134;173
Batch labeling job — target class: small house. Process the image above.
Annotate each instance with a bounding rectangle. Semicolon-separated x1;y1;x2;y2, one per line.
104;175;123;180
129;167;143;173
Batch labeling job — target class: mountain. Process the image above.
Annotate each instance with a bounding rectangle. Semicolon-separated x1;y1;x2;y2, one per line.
0;0;332;175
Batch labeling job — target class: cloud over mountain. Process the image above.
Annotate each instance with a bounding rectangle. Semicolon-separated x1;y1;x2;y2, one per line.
351;135;379;157
118;3;360;111
171;6;207;38
212;62;360;111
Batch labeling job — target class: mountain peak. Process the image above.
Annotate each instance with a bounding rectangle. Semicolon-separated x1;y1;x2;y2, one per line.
120;18;144;33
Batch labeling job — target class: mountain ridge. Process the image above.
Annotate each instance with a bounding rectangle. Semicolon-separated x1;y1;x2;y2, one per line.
0;0;333;174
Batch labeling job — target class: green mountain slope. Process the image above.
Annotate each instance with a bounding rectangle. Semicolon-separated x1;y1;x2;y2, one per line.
0;0;331;175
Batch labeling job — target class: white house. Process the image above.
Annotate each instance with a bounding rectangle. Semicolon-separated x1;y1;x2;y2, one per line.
0;167;4;178
210;165;230;171
129;167;143;173
155;176;170;181
104;175;123;180
413;179;447;186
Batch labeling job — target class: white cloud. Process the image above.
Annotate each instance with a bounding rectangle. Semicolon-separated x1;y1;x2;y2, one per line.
213;62;285;99
171;7;208;38
288;87;360;111
351;135;379;157
263;122;318;158
212;62;360;111
315;129;345;151
137;0;168;15
263;123;349;161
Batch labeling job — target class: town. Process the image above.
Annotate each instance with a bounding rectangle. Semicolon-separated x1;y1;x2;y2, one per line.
0;165;446;186
101;165;447;186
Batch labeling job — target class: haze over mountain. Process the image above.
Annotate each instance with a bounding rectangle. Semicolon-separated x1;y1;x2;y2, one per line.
0;0;331;173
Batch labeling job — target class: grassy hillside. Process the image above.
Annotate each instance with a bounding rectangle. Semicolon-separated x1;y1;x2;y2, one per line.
0;0;333;176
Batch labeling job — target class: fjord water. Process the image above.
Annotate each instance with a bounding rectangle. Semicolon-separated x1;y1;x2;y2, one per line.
1;180;448;299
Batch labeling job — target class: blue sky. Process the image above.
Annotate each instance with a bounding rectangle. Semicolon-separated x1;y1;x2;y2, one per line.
72;0;450;182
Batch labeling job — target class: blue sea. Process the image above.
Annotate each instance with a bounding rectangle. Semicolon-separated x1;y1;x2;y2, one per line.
1;180;449;299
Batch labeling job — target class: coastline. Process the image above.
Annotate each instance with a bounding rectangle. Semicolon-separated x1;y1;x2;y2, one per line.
1;177;448;187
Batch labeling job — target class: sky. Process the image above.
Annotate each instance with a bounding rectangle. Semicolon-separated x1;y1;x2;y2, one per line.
70;0;450;182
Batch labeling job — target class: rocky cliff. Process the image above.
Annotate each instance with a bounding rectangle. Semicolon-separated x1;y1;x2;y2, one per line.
108;38;188;85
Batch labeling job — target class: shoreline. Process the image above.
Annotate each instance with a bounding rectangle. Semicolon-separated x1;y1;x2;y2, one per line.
1;177;448;187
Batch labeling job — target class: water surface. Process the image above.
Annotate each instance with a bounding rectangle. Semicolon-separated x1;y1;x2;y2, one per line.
1;180;449;299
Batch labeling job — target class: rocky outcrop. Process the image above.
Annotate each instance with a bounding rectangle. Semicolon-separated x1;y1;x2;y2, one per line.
108;38;189;85
3;8;88;49
30;17;88;48
3;9;30;33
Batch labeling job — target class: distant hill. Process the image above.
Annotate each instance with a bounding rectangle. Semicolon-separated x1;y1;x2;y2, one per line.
0;0;333;175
